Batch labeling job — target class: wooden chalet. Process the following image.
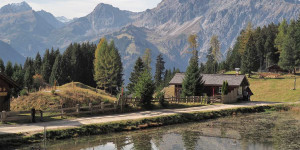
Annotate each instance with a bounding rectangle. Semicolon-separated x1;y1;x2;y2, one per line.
168;73;252;100
0;73;20;111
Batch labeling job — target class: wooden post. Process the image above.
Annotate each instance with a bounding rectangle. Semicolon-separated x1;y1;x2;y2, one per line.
101;102;105;113
186;96;188;103
31;108;36;123
1;111;6;123
40;110;43;121
89;103;93;114
114;101;117;113
76;104;80;114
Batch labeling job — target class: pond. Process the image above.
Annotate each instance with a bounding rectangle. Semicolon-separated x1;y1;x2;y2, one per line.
20;109;300;150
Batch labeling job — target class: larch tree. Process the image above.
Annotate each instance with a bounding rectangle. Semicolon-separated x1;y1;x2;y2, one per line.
239;22;253;54
210;35;222;63
143;48;152;71
127;57;145;94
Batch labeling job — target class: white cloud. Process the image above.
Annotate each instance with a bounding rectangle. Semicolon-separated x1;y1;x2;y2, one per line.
0;0;162;19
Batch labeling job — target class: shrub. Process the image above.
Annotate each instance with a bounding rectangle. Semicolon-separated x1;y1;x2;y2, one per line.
156;91;168;108
51;90;56;95
103;99;110;104
19;89;28;96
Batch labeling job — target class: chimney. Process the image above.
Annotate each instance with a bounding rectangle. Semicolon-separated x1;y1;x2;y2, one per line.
235;68;240;76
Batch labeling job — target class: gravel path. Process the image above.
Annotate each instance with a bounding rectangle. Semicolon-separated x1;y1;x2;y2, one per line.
0;101;282;135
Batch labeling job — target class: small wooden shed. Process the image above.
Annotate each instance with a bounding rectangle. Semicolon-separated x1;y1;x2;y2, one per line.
0;73;20;111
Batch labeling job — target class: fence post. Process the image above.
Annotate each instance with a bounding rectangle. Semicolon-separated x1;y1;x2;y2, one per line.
101;102;105;113
40;110;43;121
76;104;80;114
1;111;6;123
31;108;36;123
114;101;117;113
89;103;93;114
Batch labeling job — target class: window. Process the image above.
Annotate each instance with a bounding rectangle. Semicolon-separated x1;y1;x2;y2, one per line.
219;87;222;94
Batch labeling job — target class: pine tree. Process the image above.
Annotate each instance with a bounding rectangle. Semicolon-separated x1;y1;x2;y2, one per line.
12;65;24;88
134;69;154;109
279;20;297;73
142;48;152;71
49;55;62;85
128;58;145;94
275;19;288;53
34;52;42;74
241;34;260;77
239;22;253;54
24;64;34;90
5;61;13;77
109;40;123;94
154;54;165;89
182;50;204;97
0;58;5;73
42;49;52;83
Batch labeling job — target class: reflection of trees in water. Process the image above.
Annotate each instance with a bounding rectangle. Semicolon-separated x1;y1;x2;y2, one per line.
131;132;152;150
113;135;130;150
181;130;201;150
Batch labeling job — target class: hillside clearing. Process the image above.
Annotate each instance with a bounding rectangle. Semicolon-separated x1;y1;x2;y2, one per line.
10;82;117;111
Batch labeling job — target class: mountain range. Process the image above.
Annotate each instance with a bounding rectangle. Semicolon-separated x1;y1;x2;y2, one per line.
0;0;300;82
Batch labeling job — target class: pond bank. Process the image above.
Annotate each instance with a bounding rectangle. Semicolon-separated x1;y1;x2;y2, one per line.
0;102;297;148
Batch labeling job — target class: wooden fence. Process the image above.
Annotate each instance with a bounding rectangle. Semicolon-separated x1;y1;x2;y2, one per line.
120;96;222;107
1;102;117;123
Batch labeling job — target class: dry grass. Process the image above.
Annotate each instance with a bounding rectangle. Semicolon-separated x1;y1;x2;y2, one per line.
11;82;117;111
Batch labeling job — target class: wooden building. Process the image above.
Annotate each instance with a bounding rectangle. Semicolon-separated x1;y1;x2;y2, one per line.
0;73;20;111
168;73;252;100
267;65;286;73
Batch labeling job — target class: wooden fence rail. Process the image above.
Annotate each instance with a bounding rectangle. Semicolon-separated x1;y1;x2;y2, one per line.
1;102;118;123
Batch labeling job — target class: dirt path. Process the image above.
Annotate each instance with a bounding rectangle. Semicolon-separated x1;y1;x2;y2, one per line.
0;101;284;135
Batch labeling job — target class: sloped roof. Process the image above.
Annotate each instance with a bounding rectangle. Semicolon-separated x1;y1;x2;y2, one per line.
0;73;20;89
169;73;248;86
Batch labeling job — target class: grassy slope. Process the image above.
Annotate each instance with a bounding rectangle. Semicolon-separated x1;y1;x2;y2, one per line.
225;71;300;102
10;82;117;111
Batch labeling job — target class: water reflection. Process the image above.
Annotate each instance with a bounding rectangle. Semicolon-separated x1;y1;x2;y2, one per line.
21;111;300;150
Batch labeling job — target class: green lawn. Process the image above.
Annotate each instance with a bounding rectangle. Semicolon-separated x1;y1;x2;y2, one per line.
225;71;300;102
248;75;300;102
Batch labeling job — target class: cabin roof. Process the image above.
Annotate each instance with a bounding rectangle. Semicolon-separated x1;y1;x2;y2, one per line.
169;73;249;86
0;73;21;89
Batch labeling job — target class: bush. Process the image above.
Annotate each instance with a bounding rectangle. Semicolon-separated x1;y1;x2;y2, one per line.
51;90;56;95
156;91;168;108
19;89;28;96
103;99;110;104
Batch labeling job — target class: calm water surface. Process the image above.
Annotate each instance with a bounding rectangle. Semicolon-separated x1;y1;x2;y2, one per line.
20;110;300;150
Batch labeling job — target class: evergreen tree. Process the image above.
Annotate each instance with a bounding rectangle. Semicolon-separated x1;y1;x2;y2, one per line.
182;50;204;97
279;20;297;73
134;70;155;109
34;52;42;74
5;61;13;77
275;19;288;53
127;57;145;94
49;55;62;85
239;22;253;54
154;54;165;89
24;64;34;89
142;48;152;71
41;49;52;83
205;47;217;73
109;40;123;94
241;34;260;77
0;58;5;73
12;65;24;87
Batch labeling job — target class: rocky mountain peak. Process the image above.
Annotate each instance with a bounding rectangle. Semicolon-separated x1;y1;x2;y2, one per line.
0;1;32;14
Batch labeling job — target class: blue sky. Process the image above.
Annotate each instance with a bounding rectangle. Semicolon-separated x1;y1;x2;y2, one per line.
0;0;162;19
